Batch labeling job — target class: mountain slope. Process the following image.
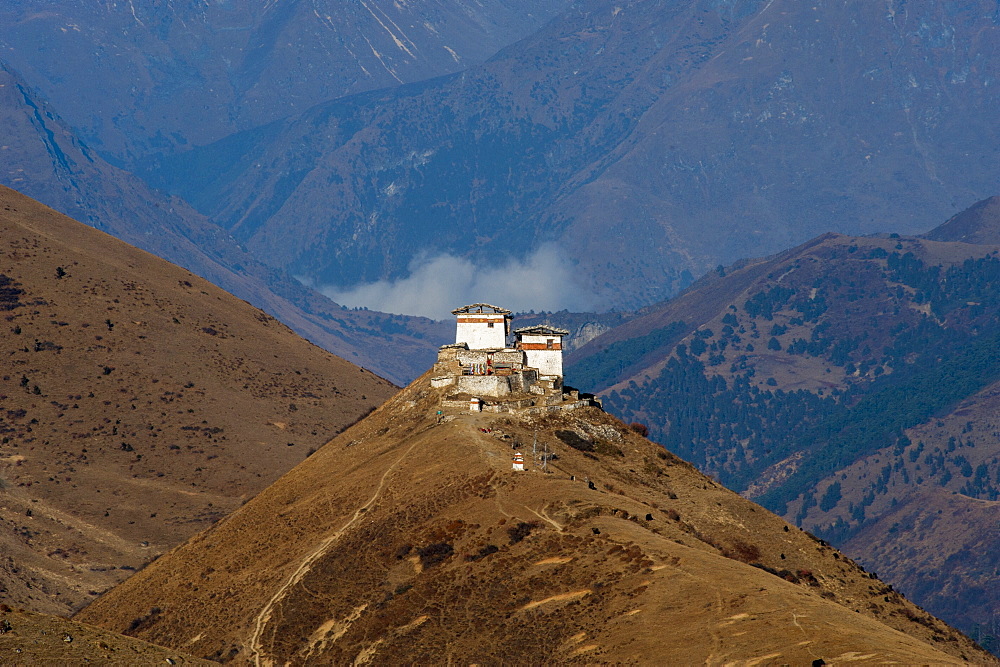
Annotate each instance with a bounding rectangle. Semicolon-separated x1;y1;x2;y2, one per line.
0;187;396;617
924;195;1000;246
565;202;1000;651
0;62;451;384
0;606;209;665
75;375;989;663
0;0;572;163
147;0;1000;311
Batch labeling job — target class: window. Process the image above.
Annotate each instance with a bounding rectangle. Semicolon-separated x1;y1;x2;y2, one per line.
487;322;495;328
546;339;554;349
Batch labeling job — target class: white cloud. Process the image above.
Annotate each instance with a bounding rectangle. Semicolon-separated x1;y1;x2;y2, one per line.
321;243;601;319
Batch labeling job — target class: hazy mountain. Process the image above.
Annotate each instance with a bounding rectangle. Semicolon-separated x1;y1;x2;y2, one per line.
75;373;989;663
565;199;1000;651
0;0;573;164
0;61;453;384
0;187;395;616
144;0;1000;314
924;195;1000;246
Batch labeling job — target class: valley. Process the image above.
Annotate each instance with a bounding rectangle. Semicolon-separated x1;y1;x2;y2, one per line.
0;0;998;660
565;200;1000;652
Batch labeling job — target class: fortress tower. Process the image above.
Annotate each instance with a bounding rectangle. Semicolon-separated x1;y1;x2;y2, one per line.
514;325;569;378
452;303;512;350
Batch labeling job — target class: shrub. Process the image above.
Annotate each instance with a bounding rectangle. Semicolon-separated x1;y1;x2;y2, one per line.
126;607;162;634
465;544;499;562
417;542;453;568
723;539;761;563
507;521;540;545
628;422;649;437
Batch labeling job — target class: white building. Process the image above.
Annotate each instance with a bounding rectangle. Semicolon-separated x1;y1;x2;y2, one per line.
452;303;512;350
514;325;569;378
432;305;575;402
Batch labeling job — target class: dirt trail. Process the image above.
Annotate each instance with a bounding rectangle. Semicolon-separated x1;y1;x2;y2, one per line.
248;437;423;666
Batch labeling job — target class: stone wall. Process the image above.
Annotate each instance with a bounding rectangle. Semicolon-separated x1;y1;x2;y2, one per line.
456;374;513;397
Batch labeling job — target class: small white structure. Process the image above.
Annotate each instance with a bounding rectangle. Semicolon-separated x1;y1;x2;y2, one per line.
515;325;569;378
512;452;525;471
453;303;512;350
469;397;482;412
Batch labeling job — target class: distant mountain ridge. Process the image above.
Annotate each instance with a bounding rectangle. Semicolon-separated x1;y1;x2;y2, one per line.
142;0;1000;312
0;0;573;163
5;0;1000;371
924;195;1000;245
0;62;452;384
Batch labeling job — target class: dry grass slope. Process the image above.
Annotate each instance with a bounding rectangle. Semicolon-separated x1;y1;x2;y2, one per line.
0;605;210;665
77;373;993;664
0;187;396;616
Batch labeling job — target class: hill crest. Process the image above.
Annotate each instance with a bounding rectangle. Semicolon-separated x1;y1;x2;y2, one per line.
564;220;1000;652
75;371;990;664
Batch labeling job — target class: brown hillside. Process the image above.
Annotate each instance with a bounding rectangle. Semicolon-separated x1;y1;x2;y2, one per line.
76;376;991;664
0;67;444;386
0;605;209;665
924;195;1000;245
566;226;1000;650
0;188;396;617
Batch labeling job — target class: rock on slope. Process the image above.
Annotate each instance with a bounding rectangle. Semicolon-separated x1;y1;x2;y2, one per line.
0;187;396;617
76;375;990;664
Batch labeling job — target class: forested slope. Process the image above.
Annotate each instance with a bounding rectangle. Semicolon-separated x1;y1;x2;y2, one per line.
566;208;1000;651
